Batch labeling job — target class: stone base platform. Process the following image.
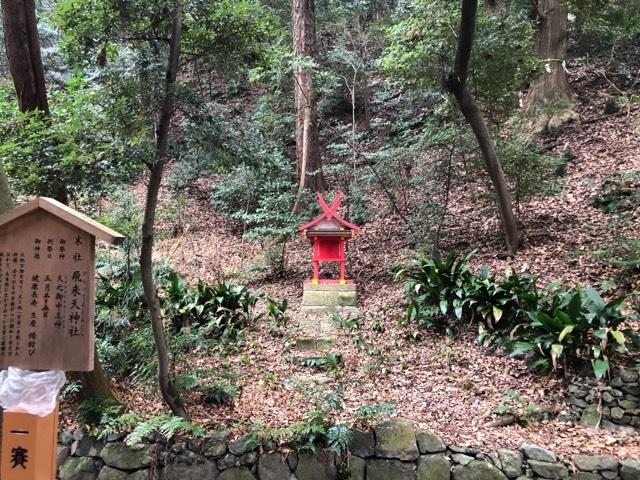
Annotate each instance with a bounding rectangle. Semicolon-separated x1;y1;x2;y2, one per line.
301;282;358;317
294;282;359;352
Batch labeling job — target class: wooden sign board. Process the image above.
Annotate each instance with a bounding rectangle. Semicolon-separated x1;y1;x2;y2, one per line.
0;198;123;371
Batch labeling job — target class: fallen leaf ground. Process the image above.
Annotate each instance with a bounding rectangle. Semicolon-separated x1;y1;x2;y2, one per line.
62;65;640;459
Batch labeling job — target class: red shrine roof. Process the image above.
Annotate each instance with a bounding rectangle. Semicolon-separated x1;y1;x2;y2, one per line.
298;192;361;233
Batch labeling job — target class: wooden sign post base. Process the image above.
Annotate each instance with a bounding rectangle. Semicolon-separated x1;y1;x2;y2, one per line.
1;404;59;480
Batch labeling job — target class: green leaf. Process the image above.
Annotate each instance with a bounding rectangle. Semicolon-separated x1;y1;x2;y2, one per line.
593;328;608;340
551;343;563;359
610;330;625;346
492;306;503;322
558;325;575;342
592;359;609;380
439;299;448;315
509;342;535;357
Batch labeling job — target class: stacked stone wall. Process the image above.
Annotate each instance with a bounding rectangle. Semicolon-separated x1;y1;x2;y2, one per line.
567;367;640;432
57;418;639;480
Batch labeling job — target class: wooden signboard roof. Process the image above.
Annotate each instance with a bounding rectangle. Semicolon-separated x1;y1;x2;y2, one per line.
0;197;124;371
0;197;124;245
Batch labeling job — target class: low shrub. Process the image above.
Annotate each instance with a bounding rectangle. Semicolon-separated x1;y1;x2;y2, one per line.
510;285;632;379
399;251;636;378
396;250;476;330
162;272;260;339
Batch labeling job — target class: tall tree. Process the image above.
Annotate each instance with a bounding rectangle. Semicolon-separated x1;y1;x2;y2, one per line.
525;0;575;130
139;0;189;420
0;165;11;214
2;0;117;402
292;0;326;213
1;0;49;115
443;0;520;256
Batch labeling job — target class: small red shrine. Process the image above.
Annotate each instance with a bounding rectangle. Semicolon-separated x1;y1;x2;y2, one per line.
299;192;360;285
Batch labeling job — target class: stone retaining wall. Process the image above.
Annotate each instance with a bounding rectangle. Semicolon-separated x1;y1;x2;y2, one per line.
567;367;640;432
57;418;640;480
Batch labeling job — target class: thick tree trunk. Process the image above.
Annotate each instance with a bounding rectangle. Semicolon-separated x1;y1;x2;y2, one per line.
0;164;12;214
140;1;189;420
70;346;119;403
292;0;326;213
1;0;49;115
525;0;575;130
444;0;519;256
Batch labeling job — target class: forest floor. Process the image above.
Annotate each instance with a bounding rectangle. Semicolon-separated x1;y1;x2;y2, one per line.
66;65;640;459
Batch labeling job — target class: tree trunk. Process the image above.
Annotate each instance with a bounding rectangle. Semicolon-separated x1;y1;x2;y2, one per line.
1;0;49;115
525;0;575;131
70;346;119;402
292;0;326;213
0;163;12;214
139;0;189;420
444;0;520;256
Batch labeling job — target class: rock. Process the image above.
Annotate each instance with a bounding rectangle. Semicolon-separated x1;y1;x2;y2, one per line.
602;392;616;404
601;420;637;433
416;430;446;453
217;467;256;479
450;446;481;455
163;461;220;479
569;397;589;408
618;415;632;425
498;449;523;479
349;454;366;480
100;443;152;470
202;430;231;458
240;451;257;467
573;455;619;472
611;389;624;398
451;460;507;480
611;377;624;387
488;453;502;471
574;473;603;480
60;431;76;446
602;471;618;480
287;453;298;471
58;445;71;468
619;400;639;410
258;453;291;480
366;458;416;480
218;453;239;470
374;418;419;461
97;466;128;480
611;407;625;420
417;455;451;480
75;437;105;457
621;459;640;480
452;454;475;466
349;428;375;457
295;452;337;480
59;456;98;480
527;460;568;479
521;444;556;463
174;450;202;466
581;405;602;428
229;434;255;456
567;385;588;398
127;471;150;480
620;369;639;383
622;386;640;396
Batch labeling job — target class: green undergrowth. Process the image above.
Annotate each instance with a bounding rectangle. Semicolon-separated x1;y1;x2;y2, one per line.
397;251;639;379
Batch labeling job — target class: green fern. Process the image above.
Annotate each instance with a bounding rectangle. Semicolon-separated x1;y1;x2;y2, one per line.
125;416;205;446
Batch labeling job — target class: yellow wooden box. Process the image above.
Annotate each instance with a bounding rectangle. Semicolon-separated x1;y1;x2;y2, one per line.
1;406;58;480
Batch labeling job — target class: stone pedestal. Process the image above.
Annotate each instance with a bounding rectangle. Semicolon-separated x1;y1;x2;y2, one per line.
295;282;359;352
301;282;358;316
